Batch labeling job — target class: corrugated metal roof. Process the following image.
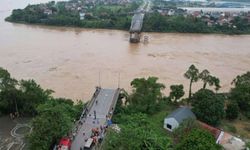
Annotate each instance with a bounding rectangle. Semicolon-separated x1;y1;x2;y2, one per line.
167;107;196;124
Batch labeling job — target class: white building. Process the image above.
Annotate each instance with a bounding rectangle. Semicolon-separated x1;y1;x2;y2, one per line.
164;107;196;132
79;13;85;20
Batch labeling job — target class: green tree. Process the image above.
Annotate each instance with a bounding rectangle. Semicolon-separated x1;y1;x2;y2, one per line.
28;99;77;150
169;84;185;103
191;89;225;126
103;113;170;150
199;69;221;91
0;67;19;114
184;64;199;100
199;69;210;89
129;77;165;114
226;102;239;120
230;72;250;114
213;76;221;92
18;79;53;115
232;71;250;86
175;128;222;150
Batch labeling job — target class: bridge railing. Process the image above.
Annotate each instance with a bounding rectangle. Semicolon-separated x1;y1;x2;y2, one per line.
107;88;121;118
69;87;101;140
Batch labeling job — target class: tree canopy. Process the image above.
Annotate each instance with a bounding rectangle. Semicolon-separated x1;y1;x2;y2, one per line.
191;89;225;126
184;64;199;99
199;69;221;91
226;101;239;120
129;77;165;114
0;67;53;115
28;99;79;149
169;84;185;103
0;68;54;116
103;113;170;150
230;71;250;115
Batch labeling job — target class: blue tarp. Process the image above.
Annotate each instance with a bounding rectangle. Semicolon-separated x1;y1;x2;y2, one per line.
107;120;112;126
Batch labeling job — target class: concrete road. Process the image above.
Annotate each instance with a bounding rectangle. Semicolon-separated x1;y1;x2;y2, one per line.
70;88;118;150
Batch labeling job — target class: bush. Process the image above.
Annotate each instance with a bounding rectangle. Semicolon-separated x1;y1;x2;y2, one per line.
175;128;222;150
246;142;250;148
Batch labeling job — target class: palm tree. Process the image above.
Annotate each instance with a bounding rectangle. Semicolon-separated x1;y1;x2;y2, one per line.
199;69;221;91
199;69;210;89
212;76;221;92
184;64;199;100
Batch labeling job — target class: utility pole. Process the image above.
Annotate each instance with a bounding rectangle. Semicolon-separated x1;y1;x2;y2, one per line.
118;72;120;88
98;71;101;87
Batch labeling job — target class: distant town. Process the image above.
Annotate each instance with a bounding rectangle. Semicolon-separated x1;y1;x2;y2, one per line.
5;0;250;34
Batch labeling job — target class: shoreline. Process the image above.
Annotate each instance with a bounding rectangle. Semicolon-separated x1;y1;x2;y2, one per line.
5;19;250;36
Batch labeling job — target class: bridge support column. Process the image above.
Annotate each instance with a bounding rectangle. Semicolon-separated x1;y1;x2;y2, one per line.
129;32;140;43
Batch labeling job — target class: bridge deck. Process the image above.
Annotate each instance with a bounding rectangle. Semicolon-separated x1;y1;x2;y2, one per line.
70;88;119;150
130;13;144;32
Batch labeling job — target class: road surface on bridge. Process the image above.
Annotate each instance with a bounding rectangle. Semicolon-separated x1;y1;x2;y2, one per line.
130;13;144;32
70;88;119;150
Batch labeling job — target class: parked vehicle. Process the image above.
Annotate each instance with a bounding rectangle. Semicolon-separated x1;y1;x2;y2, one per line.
57;137;71;150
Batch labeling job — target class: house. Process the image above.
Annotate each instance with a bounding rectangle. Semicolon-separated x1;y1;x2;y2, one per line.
44;9;52;15
168;9;175;16
79;12;85;20
164;107;196;132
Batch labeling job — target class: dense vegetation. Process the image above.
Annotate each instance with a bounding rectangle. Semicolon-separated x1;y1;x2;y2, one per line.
0;67;83;149
1;65;250;149
230;71;250;118
175;128;221;150
172;119;222;149
103;65;250;149
5;1;250;34
5;2;139;30
103;113;170;150
29;99;83;149
103;77;171;149
0;67;52;116
143;13;250;34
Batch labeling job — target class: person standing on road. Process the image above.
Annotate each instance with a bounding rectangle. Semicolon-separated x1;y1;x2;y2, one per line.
94;110;96;119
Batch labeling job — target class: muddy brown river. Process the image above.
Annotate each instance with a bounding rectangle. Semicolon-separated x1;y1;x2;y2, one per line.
0;0;250;101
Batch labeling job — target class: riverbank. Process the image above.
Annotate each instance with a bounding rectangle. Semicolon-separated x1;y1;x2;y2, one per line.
5;0;250;35
6;14;250;35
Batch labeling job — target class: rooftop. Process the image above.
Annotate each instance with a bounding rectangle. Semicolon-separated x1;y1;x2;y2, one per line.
166;107;196;124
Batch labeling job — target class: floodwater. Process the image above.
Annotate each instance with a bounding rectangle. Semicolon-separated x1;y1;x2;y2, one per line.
0;0;250;101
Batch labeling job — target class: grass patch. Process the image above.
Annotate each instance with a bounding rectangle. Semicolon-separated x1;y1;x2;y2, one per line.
148;104;177;138
220;116;250;139
220;122;237;133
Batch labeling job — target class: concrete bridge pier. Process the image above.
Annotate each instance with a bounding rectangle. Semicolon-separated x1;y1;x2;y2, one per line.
129;32;140;43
